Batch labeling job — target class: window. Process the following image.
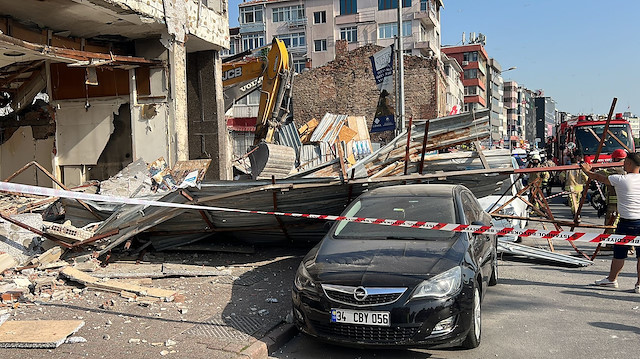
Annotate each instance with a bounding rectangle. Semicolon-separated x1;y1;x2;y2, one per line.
279;33;306;48
242;33;264;51
273;5;305;23
378;0;411;10
463;51;479;62
378;21;412;39
240;5;263;24
293;59;306;73
314;39;327;52
313;11;326;24
421;0;437;12
340;27;358;43
340;0;357;15
463;68;478;79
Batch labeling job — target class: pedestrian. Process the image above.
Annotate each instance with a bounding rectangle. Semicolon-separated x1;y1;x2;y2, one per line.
580;151;640;293
596;149;627;234
560;151;589;220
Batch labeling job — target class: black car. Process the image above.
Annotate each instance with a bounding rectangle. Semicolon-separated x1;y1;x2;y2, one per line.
292;184;498;349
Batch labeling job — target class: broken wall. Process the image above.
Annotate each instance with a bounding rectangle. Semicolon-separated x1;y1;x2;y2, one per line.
293;45;441;132
0;126;54;186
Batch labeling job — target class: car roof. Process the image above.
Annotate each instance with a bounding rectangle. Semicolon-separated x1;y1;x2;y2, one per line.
365;184;463;198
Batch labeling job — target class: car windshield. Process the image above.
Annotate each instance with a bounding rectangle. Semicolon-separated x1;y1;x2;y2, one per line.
575;124;633;155
333;195;457;240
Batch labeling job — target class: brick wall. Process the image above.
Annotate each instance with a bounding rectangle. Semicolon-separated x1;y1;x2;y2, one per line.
293;44;441;137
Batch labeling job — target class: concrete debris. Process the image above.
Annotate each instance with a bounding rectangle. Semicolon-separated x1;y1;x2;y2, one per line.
0;213;45;265
65;336;87;344
266;298;278;303
165;339;177;346
31;246;63;268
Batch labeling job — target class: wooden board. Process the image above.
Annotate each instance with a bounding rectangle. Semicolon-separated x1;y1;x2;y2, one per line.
0;253;17;273
0;320;84;348
61;266;177;301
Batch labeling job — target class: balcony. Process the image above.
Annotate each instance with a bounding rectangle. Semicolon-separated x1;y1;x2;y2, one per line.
414;40;438;56
287;18;307;29
239;22;265;34
413;8;438;27
336;9;375;25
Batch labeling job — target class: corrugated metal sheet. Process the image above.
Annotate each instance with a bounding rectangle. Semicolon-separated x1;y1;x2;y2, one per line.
310;113;348;143
276;122;302;161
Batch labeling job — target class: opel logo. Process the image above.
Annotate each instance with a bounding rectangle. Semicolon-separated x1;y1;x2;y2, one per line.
353;287;368;301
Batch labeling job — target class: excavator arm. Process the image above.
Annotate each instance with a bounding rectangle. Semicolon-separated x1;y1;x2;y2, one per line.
223;38;296;179
222;38;293;144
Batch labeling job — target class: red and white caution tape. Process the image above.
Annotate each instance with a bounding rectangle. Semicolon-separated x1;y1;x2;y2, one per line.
544;191;569;200
1;181;639;247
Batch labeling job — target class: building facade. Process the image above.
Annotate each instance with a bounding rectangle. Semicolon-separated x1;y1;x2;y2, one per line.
441;43;488;113
0;0;231;186
623;112;640;140
486;58;506;147
520;87;536;146
442;53;464;115
534;96;556;147
237;0;444;70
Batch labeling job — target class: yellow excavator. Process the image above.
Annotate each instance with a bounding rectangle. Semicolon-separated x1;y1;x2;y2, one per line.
222;38;296;179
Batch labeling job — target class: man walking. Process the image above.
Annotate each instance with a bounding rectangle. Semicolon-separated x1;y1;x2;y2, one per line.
597;149;628;233
581;151;640;293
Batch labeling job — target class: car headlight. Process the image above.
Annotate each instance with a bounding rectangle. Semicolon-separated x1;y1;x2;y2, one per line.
294;262;315;291
411;266;462;299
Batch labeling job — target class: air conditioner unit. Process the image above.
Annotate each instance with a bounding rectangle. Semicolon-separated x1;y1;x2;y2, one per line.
462;61;469;66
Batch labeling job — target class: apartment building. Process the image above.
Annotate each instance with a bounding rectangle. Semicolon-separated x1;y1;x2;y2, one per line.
623;112;640;140
504;81;522;148
534;96;556;146
237;0;444;70
441;42;488;113
442;53;464;115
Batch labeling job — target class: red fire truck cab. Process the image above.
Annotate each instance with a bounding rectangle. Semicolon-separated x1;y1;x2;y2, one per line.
554;113;635;164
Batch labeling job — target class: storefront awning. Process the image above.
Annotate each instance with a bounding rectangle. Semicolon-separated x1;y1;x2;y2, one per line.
227;117;256;132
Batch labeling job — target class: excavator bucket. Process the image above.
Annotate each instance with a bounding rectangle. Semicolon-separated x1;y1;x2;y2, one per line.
249;142;296;180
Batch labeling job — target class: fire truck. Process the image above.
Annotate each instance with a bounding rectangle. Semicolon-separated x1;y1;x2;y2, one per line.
552;113;635;164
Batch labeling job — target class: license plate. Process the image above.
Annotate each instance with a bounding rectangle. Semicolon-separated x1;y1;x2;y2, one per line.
330;308;390;327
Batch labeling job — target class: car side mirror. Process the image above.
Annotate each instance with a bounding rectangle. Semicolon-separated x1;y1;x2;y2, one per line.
323;221;333;231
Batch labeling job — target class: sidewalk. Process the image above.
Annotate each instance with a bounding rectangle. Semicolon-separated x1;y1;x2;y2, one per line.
0;245;306;359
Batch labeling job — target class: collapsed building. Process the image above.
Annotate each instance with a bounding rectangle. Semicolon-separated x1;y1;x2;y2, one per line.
293;40;447;144
0;0;232;187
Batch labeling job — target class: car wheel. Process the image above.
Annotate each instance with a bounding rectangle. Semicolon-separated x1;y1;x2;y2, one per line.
489;246;498;286
461;286;481;349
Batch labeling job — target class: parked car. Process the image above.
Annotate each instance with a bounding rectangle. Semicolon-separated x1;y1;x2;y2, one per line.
291;184;497;349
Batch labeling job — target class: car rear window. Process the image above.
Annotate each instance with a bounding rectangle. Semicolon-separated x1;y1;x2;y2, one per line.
333;195;457;240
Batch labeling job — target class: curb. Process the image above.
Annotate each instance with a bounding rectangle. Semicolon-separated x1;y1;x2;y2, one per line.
241;323;299;359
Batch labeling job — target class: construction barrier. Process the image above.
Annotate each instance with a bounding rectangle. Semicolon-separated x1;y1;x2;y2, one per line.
1;181;639;247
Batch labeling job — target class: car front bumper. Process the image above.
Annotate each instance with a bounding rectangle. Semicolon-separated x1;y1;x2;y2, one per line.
291;284;476;348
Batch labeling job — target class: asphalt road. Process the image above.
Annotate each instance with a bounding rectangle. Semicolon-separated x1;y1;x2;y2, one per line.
270;195;640;359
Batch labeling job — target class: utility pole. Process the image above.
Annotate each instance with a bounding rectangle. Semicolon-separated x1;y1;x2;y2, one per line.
396;1;405;134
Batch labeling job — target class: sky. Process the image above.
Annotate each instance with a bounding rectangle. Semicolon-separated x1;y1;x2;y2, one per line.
228;0;640;115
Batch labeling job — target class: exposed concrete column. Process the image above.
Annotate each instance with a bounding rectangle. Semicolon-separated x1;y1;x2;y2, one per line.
186;50;231;180
169;40;189;162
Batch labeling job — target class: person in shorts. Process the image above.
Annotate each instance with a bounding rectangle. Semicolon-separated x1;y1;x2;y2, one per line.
580;151;640;293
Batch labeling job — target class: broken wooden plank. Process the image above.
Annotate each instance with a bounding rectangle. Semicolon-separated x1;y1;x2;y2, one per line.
161;263;231;277
0;320;84;348
474;140;490;169
60;266;177;301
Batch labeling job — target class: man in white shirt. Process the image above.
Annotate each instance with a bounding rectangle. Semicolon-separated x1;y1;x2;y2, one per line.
580;151;640;294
